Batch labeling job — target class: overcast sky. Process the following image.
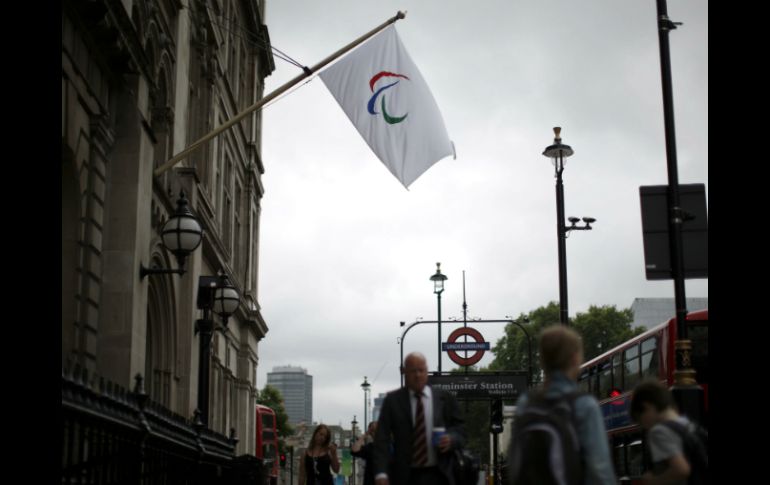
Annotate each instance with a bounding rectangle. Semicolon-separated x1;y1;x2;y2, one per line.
256;0;707;430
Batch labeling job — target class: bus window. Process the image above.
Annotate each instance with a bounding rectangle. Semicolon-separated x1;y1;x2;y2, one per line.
626;438;644;477
641;337;659;379
612;354;623;392
592;367;600;397
599;360;612;399
641;337;656;354
578;367;590;381
578;368;591;394
613;439;628;480
262;413;275;428
689;324;709;384
580;366;598;398
624;344;640;389
263;443;275;461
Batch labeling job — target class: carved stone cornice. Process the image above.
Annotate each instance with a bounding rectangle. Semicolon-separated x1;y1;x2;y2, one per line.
151;105;175;130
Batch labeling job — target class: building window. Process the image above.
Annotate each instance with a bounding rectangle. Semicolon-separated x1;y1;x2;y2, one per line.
249;206;259;293
188;50;212;187
223;156;232;254
214;136;223;214
234;183;242;279
239;39;249;112
230;40;238;94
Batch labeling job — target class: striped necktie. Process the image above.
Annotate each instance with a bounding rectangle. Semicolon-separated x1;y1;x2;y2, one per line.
412;391;428;467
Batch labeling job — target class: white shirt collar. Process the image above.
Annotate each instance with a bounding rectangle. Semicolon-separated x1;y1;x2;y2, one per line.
411;385;431;400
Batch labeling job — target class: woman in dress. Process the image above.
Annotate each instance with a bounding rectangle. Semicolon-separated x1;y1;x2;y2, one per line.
299;424;340;485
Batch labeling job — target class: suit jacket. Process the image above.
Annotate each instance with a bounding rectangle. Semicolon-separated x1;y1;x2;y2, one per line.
373;385;465;485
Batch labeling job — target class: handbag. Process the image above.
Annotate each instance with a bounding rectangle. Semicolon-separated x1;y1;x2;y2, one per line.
452;447;480;485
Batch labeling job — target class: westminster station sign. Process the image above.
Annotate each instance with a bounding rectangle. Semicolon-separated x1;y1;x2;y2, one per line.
428;372;528;400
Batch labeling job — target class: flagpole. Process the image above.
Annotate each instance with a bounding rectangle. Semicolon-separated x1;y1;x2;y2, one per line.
154;11;407;178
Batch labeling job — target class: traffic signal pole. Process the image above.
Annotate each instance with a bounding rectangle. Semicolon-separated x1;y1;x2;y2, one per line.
490;399;503;485
289;447;294;485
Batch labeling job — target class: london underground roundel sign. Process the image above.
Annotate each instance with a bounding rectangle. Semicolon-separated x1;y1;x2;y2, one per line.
443;327;490;366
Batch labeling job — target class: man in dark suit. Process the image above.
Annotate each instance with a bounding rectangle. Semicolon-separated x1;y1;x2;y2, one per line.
373;352;465;485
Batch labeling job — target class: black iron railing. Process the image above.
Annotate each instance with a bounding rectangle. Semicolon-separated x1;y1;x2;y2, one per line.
62;364;265;484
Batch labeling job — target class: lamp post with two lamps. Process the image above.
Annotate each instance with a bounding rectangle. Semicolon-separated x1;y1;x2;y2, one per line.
195;273;240;426
542;128;596;326
351;415;358;485
135;189;242;430
429;263;448;373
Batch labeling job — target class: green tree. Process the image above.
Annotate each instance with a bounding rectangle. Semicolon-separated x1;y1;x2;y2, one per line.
488;302;645;381
572;305;645;362
449;303;645;466
488;302;561;382
257;384;294;438
449;367;491;463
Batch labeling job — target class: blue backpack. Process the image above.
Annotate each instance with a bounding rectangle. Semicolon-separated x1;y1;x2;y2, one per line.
508;391;583;485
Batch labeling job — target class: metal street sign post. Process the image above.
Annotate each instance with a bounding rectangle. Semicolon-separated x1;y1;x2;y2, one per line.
398;319;533;387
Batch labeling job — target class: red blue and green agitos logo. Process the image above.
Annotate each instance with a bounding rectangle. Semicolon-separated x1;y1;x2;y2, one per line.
367;71;410;124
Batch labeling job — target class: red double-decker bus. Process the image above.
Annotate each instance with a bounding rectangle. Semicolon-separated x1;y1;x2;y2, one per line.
255;404;279;485
577;309;708;483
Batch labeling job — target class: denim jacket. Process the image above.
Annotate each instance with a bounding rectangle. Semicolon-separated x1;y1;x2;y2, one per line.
515;371;617;485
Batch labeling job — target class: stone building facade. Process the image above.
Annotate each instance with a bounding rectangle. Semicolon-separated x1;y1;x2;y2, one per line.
62;0;275;455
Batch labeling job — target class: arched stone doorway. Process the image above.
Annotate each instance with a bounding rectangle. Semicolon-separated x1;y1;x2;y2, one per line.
144;250;178;409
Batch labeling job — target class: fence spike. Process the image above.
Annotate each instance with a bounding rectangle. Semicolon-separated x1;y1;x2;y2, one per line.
81;367;89;389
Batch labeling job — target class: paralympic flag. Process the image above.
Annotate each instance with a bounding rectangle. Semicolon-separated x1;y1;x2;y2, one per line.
320;25;454;189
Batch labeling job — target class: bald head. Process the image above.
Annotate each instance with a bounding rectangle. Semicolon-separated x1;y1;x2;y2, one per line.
404;352;427;368
403;352;428;392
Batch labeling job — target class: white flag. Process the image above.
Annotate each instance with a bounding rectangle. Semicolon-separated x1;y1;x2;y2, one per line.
320;25;454;189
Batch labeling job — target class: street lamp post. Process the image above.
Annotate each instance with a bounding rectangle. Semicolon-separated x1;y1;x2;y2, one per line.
429;263;447;373
195;273;240;426
653;0;703;423
542;128;595;326
361;377;371;430
351;416;358;485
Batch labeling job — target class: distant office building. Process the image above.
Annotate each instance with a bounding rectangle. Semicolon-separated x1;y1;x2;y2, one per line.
630;298;708;330
327;425;345;447
372;393;386;423
267;366;313;426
